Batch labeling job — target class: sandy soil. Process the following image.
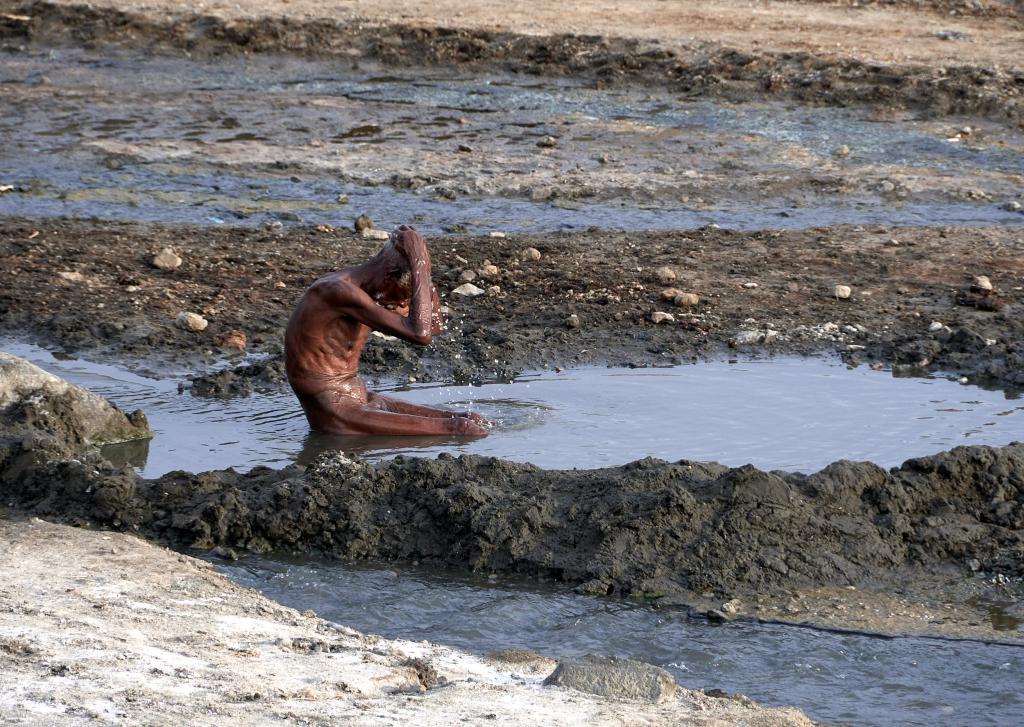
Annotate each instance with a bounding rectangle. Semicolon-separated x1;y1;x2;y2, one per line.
0;516;813;725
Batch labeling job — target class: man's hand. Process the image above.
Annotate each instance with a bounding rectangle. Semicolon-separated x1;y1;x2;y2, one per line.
393;225;429;264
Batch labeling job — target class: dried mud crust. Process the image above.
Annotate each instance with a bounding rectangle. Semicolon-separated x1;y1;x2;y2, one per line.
1;219;1023;393
2;1;1023;124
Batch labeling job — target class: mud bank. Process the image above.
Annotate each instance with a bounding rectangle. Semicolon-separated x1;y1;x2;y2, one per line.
2;219;1022;392
2;0;1023;123
0;517;814;725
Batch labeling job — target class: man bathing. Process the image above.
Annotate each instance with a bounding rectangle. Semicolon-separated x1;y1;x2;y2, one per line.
285;225;489;437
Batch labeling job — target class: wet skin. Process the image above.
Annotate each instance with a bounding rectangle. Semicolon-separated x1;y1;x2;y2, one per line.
285;226;488;436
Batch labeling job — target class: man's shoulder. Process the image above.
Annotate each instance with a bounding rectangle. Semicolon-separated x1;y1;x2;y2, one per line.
309;272;362;302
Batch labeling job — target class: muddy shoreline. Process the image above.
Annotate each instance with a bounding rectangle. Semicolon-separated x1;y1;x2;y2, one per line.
2;218;1022;394
3;0;1024;125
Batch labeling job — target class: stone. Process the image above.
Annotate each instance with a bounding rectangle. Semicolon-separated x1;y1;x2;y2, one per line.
479;264;500;278
742;282;758;289
565;314;580;329
543;655;677;704
721;598;741;615
731;330;763;346
452;283;485;297
1003;201;1022;212
834;285;852;299
521;247;542;262
354;214;374;232
833;144;850;158
488;231;507;238
152;247;182;271
361;228;390;241
650;311;675;324
486;286;501;296
928;321;944;333
673;292;700;307
459;269;477;283
216;330;247;352
660;287;683;301
57;271;84;283
879;180;896;193
336;193;349;204
654;266;677;284
536;136;558;148
973;275;993;291
176;312;208;332
0;353;151;447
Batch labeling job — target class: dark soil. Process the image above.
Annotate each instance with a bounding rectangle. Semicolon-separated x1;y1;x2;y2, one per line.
3;0;1023;124
2;218;1023;395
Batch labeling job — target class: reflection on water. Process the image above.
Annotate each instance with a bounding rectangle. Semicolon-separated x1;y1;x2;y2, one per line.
4;341;1022;478
215;553;1024;727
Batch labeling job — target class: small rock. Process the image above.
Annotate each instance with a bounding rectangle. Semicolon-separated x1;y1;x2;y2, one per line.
486;285;501;296
457;144;473;153
452;283;485;297
958;376;969;385
721;598;741;615
488;231;507;238
730;330;763;346
57;271;84;283
152;247;182;271
521;247;542;262
543;655;677;704
1003;201;1022;212
362;228;390;241
459;269;477;283
650;311;675;324
274;281;287;289
834;285;852;299
596;154;610;164
479;264;500;278
654;266;677;284
176;312;208;332
354;214;374;232
216;330;246;352
928;321;944;332
0;184;14;194
833;144;850;158
660;287;683;301
742;282;758;289
336;193;349;204
565;314;580;329
973;275;993;291
536;136;558;148
879;180;896;193
673;292;700;307
886;238;900;247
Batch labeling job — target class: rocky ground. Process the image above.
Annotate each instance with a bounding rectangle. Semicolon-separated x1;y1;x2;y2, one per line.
0;516;813;725
1;219;1022;395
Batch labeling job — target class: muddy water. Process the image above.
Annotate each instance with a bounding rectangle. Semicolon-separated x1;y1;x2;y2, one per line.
2;47;1023;233
217;554;1024;727
5;342;1022;477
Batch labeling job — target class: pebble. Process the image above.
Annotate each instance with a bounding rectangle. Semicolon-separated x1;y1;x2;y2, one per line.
536;136;558;148
521;247;542;262
650;311;675;324
175;312;208;332
459;269;477;283
457;144;473;153
336;193;349;204
928;321;944;332
721;598;742;615
596;154;610;164
673;292;700;307
489;231;507;238
1003;201;1022;212
452;283;485;297
973;275;993;291
660;287;683;301
274;281;286;289
565;314;580;329
152;247;182;271
486;285;501;296
354;214;374;232
833;144;850;158
834;284;852;299
0;184;15;193
57;271;84;282
654;266;677;284
958;376;970;385
479;264;500;278
217;330;247;352
742;282;758;289
361;228;390;241
879;180;896;193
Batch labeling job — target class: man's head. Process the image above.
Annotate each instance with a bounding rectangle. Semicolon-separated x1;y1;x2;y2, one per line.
366;235;412;305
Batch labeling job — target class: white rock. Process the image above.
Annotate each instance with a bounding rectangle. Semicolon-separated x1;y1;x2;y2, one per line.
521;247;542;262
57;271;84;282
486;285;501;296
928;321;944;332
673;292;700;307
958;376;969;385
973;275;993;291
731;330;763;345
452;283;485;297
459;269;477;283
742;282;758;289
1003;201;1022;212
654;266;677;284
660;287;683;301
152;247;182;271
479;264;500;278
650;311;675;324
0;184;14;193
361;228;390;241
488;231;507;238
833;144;850;158
834;285;852;299
175;312;208;332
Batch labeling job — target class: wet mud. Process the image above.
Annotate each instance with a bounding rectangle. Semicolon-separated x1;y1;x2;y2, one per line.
3;0;1024;125
2;219;1022;393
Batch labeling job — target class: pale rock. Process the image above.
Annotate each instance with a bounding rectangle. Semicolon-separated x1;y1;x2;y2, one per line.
336;193;350;204
973;275;993;291
743;282;758;289
488;231;507;238
486;285;501;296
650;311;675;324
459;269;477;283
731;330;763;346
673;292;700;307
362;228;390;241
354;214;374;232
57;271;84;283
1003;200;1022;212
721;599;742;615
834;285;852;299
479;264;500;278
928;321;944;332
565;314;580;329
660;287;683;301
216;330;247;352
176;312;208;332
152;247;182;271
654;266;677;284
452;283;485;297
833;144;850;158
521;247;542;262
543;656;677;704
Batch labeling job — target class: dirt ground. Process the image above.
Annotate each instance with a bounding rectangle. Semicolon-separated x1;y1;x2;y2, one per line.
1;219;1022;394
0;516;813;725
